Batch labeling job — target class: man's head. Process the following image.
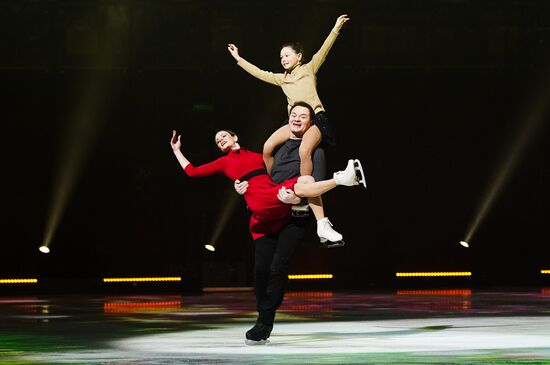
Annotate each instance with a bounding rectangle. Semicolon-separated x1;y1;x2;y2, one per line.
288;102;314;139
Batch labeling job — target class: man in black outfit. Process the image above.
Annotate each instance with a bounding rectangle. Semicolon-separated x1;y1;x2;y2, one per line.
234;102;330;345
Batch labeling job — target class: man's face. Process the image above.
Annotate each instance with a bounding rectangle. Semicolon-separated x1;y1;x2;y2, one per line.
288;106;312;138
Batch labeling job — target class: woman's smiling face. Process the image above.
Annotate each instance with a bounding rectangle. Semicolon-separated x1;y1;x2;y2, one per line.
215;130;239;153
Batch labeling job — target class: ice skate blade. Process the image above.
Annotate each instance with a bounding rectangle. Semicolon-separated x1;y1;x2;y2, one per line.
354;159;367;189
245;339;270;346
320;240;346;249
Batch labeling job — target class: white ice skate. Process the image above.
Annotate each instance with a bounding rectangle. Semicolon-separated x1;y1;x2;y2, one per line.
334;159;367;189
317;217;345;248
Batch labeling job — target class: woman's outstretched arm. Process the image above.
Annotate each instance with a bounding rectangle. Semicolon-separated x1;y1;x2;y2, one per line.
171;130;191;170
170;130;224;177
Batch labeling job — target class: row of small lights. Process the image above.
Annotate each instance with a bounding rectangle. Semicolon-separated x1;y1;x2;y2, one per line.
0;275;332;284
288;274;333;280
396;272;472;277
103;277;182;283
0;279;39;284
3;271;550;284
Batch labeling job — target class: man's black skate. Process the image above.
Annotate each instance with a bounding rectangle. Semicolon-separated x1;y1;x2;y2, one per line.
245;322;273;345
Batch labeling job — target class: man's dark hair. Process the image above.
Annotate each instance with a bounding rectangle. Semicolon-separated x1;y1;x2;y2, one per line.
289;101;315;119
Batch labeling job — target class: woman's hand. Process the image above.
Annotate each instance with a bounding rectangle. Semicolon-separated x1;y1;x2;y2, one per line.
227;44;241;61
170;130;181;151
333;14;349;32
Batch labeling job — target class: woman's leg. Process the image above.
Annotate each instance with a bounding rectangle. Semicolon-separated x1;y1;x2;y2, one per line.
295;176;325;221
298;126;322;176
294;159;359;197
294;177;337;198
264;125;292;174
294;175;344;245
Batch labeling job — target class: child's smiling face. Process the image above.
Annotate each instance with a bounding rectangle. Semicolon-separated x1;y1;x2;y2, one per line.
280;46;302;71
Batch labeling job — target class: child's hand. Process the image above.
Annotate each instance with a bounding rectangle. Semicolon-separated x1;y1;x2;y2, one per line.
227;44;241;61
333;14;349;32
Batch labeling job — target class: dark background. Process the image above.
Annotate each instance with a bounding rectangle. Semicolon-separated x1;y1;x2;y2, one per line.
1;0;548;291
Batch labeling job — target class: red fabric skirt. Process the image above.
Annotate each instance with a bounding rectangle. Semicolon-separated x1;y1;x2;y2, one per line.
243;175;300;240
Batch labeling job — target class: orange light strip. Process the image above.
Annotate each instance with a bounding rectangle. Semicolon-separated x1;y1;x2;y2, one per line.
280;304;334;312
541;270;550;274
397;289;472;296
103;277;181;283
104;301;182;313
288;274;333;280
0;278;38;284
285;291;333;298
104;295;182;300
396;272;472;278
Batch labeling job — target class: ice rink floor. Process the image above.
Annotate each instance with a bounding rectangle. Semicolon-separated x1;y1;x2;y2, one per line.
1;289;550;364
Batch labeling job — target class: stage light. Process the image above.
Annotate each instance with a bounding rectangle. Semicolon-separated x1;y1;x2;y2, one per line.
395;272;472;278
104;301;182;314
462;75;550;246
288;274;333;280
459;241;469;248
103;277;182;283
43;12;133;252
39;245;50;254
207;194;239;253
397;289;472;296
204;244;216;252
0;278;38;284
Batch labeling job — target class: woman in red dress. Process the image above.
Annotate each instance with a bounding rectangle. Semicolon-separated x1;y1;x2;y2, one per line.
170;129;360;241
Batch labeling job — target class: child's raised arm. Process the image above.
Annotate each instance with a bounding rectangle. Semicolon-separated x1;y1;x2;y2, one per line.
227;43;283;85
334;14;350;32
227;44;241;62
310;14;350;73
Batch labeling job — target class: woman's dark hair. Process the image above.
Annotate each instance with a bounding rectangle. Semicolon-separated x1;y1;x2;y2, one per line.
289;101;315;119
214;129;237;142
281;42;305;61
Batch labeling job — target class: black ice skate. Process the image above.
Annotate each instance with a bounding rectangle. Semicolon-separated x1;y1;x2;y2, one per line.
245;322;273;345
